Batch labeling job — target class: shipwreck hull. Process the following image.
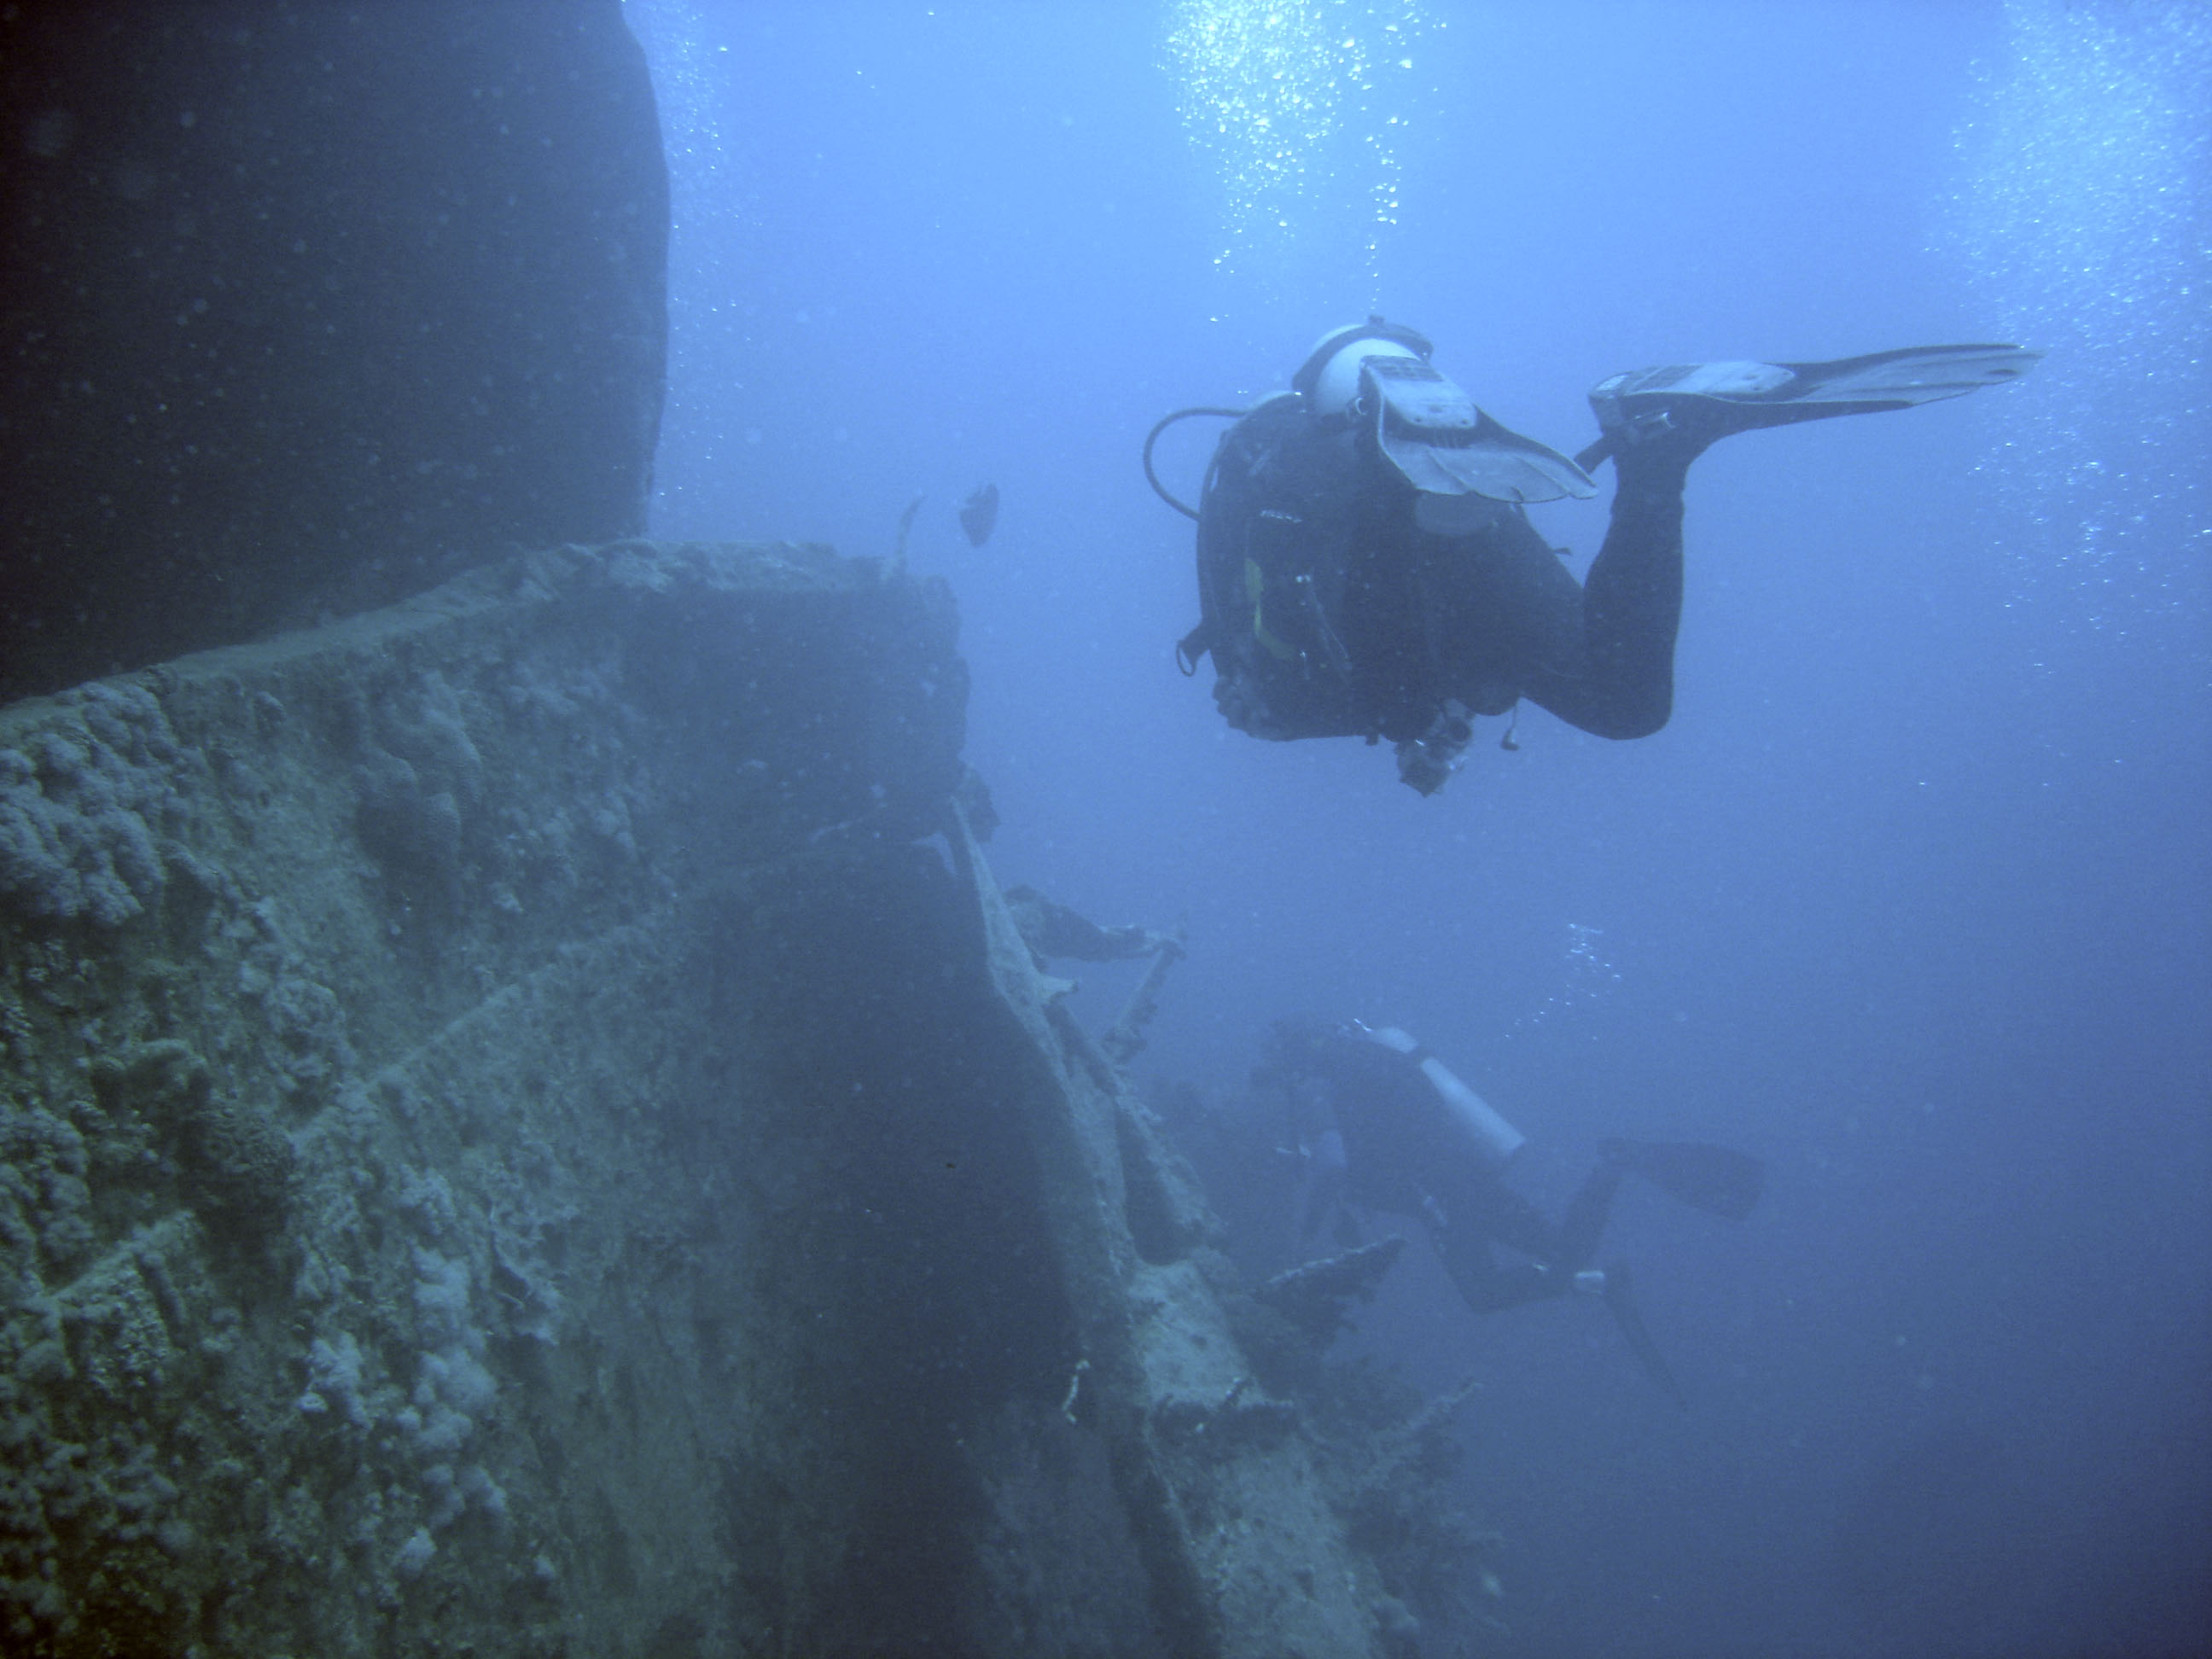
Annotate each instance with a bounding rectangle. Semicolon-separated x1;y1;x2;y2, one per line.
0;541;1394;1657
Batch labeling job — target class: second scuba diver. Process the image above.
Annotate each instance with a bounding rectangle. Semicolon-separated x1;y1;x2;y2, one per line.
1256;1015;1766;1405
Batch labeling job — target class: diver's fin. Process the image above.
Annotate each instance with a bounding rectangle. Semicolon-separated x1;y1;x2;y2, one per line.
1605;1139;1764;1221
1575;342;2041;469
1599;1260;1687;1409
1365;354;1598;504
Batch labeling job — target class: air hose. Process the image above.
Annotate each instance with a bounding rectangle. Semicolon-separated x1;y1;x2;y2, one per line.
1141;405;1246;521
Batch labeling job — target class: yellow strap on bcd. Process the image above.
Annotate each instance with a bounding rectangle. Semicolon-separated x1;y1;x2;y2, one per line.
1243;558;1297;661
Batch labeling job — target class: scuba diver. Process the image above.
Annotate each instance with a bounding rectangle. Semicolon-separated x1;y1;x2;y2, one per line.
1255;1015;1765;1405
1149;322;2038;793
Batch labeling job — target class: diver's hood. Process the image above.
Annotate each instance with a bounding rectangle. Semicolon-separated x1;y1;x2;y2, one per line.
1295;315;1598;507
1294;317;1435;416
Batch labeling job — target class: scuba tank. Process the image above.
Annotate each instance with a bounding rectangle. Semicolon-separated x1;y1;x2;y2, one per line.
1147;317;1595;767
1359;1024;1526;1170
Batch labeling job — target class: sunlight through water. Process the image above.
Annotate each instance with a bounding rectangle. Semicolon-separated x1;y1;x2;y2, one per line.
1161;0;1433;300
1947;0;2210;626
1508;922;1622;1037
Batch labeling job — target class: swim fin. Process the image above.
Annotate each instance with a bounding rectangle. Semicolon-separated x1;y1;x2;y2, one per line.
1575;342;2041;469
1599;1260;1687;1409
1604;1139;1764;1221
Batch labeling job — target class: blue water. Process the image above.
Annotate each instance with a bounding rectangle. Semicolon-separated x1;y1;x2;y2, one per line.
625;3;2210;1654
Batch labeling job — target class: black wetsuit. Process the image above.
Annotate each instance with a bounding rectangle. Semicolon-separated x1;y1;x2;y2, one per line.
1194;397;1691;747
1273;1022;1623;1314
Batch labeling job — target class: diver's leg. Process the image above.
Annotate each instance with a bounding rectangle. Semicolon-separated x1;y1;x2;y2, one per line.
1431;1220;1557;1313
1552;1155;1628;1272
1477;1178;1568;1262
1483;441;1693;741
1573;446;1691;738
1427;1172;1574;1313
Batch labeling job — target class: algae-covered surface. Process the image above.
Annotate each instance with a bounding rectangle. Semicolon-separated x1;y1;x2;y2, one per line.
0;541;964;1654
0;540;1468;1657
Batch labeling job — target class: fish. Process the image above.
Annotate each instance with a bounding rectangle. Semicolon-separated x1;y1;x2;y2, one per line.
958;481;999;547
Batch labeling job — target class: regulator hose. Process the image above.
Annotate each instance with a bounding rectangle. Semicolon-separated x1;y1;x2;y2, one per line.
1142;405;1246;521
